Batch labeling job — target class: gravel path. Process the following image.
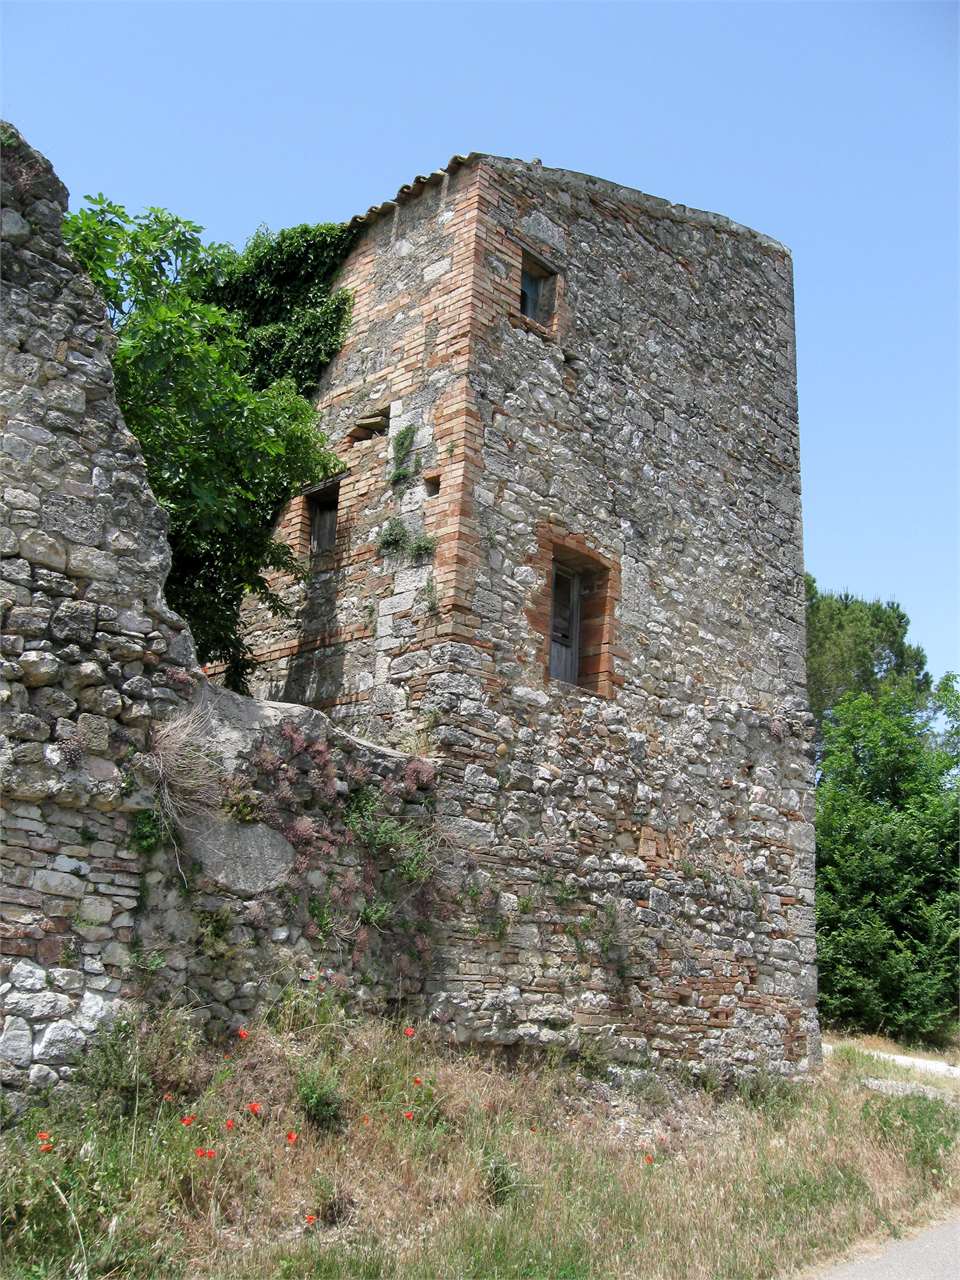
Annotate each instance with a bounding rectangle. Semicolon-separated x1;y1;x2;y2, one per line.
802;1214;960;1279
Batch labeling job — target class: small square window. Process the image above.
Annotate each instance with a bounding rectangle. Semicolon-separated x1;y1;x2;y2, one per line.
520;251;556;326
308;482;340;563
424;474;441;498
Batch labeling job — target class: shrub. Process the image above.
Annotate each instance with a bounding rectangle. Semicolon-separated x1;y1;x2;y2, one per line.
298;1067;345;1132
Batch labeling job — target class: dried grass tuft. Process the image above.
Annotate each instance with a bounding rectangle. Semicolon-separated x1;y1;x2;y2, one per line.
146;696;225;829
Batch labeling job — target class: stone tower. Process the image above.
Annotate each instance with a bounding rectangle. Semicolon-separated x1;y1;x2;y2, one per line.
241;155;820;1073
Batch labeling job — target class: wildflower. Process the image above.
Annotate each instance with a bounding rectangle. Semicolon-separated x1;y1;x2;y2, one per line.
305;1214;317;1225
195;1147;205;1157
247;1102;262;1116
225;1118;235;1131
205;1149;216;1158
237;1027;249;1040
38;1142;53;1153
36;1132;50;1142
181;1115;195;1126
403;1026;415;1039
413;1076;423;1086
403;1111;414;1121
162;1093;174;1103
361;1115;371;1125
644;1153;654;1165
286;1131;298;1145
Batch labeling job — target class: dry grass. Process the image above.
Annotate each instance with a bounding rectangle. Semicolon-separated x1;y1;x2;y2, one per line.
145;696;225;828
824;1030;960;1069
2;994;958;1280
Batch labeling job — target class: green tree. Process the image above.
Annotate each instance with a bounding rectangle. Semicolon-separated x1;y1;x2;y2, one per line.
805;574;931;736
63;196;350;690
815;678;959;1044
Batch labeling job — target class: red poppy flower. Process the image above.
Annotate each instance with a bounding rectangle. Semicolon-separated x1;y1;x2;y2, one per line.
286;1131;298;1144
36;1131;50;1141
237;1027;249;1040
247;1102;262;1116
195;1147;205;1157
38;1142;53;1153
162;1093;174;1103
225;1118;235;1131
403;1026;415;1038
413;1076;423;1086
181;1115;195;1126
644;1153;654;1165
403;1111;414;1121
205;1149;216;1158
305;1214;317;1225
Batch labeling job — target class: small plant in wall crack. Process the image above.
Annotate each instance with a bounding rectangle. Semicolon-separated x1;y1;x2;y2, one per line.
375;518;436;563
390;424;417;486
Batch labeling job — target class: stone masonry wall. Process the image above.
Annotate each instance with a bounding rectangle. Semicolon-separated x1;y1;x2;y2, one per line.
1;128;818;1099
242;155;820;1075
0;127;437;1112
240;159;486;749
421;159;820;1073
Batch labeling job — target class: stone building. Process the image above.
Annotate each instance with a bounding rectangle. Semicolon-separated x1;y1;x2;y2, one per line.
1;132;818;1096
241;155;821;1072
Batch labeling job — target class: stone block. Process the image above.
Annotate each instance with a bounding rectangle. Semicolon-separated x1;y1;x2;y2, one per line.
33;1019;87;1064
180;811;296;898
33;868;85;899
0;1016;33;1067
18;528;66;571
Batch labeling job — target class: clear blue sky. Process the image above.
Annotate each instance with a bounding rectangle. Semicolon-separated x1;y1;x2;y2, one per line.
4;1;956;681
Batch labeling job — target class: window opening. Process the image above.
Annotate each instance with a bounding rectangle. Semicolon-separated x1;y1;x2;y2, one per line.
308;482;340;563
550;566;581;683
424;474;441;498
347;406;390;444
520;251;557;326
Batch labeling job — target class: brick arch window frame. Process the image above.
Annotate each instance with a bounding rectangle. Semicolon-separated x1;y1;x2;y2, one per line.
526;524;624;699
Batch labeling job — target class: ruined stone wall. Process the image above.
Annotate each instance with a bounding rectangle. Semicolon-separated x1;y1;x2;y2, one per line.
0;127;197;1089
0;127;437;1110
1;130;818;1099
241;155;819;1074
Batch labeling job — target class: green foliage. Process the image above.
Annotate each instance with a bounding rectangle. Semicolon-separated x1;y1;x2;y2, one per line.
129;808;169;855
376;517;410;557
308;894;334;938
206;221;358;395
408;531;437;562
390;424;416;486
815;682;959;1043
805;574;931;739
298;1067;344;1132
63;197;349;689
345;787;435;885
863;1094;960;1177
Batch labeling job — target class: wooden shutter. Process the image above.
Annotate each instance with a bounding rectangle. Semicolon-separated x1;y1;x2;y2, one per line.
550;567;581;683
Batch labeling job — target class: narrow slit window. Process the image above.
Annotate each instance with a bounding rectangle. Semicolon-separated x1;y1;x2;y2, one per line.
308;483;340;563
549;567;581;684
520;251;557;326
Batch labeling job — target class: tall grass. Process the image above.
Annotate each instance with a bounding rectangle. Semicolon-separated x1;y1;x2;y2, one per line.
2;990;957;1280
